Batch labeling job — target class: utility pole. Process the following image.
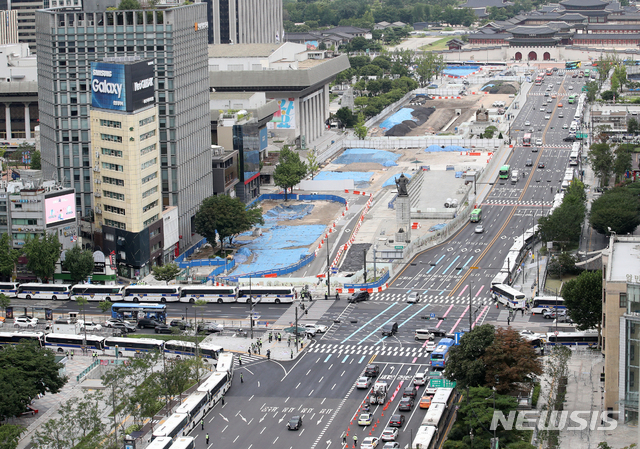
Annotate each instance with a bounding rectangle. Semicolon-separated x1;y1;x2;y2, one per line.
295;305;299;353
469;282;473;331
363;248;367;284
249;274;254;340
326;234;331;299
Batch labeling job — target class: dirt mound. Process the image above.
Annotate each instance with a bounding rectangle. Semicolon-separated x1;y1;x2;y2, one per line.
403;120;418;128
385;123;412;136
411;106;436;124
481;81;518;95
337;162;385;172
385;106;436;137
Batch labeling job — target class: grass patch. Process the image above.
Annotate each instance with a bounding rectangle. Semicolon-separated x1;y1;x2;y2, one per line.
420;35;462;52
532;383;541;408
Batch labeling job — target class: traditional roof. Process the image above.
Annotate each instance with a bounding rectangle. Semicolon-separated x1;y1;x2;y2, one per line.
507;25;559;35
556;12;587;20
560;0;607;8
587;23;640;30
447;38;465;45
323;26;369;35
573;32;640;38
462;0;511;8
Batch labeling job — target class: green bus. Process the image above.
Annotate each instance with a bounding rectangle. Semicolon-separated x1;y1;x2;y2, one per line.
565;60;581;69
568;94;577;104
499;165;511;179
584;68;590;77
470;208;482;223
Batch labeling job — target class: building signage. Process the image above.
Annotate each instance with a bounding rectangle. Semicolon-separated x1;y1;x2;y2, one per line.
91;60;155;112
195;21;208;31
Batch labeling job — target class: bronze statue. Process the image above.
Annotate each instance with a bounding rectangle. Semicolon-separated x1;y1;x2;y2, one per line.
395;174;409;196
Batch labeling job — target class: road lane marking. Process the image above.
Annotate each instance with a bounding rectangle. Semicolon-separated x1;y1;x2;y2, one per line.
441;255;460;275
324;354;332;363
341;355;349;363
358;304;414;344
358;355;366;363
449;305;469;333
340;303;397;344
435;304;454;328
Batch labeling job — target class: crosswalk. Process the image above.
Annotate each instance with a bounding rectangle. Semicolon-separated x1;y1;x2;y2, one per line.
528;92;571;97
307;343;431;357
370;292;490;305
482;199;553;206
540;145;573;149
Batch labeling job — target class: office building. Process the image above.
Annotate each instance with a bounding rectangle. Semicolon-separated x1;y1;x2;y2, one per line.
36;2;213;254
0;10;18;46
205;0;283;45
0;43;37;143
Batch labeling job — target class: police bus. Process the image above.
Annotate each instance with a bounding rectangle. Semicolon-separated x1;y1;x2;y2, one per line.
17;283;71;301
491;284;526;309
179;285;237;304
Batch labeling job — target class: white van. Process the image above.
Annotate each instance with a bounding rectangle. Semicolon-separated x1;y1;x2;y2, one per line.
407;292;421;303
511;170;519;183
414;329;435;341
413;372;427;386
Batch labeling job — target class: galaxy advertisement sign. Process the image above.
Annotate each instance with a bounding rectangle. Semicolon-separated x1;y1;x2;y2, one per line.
45;192;76;227
91;60;155;112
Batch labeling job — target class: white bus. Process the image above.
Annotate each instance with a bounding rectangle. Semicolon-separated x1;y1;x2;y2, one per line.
431;388;455;408
237;286;296;304
491;284;526;309
152;413;189;441
530;296;565;314
422;402;447;429
175;392;209;433
103;337;164;357
546;330;599;346
216;352;235;376
199;342;223;361
70;284;123;302
146;437;174;449
123;285;181;303
164;340;198;358
197;371;231;408
44;333;105;352
412;425;437;449
0;282;20;298
168;437;195;449
17;283;71;300
179;285;237;304
0;331;44;347
491;271;509;286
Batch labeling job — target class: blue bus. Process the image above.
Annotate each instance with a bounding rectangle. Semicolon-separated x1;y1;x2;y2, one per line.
111;302;167;321
430;338;455;368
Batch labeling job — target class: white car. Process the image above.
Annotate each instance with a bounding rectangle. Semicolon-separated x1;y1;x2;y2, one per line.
362;437;380;449
381;428;398;442
104;318;132;328
407;292;420;303
356;376;372;389
524;120;531;126
536;138;543;146
425;341;437;352
544;115;550;120
14;317;38;328
540;106;545;111
563;123;568;129
304;323;328;333
79;320;102;331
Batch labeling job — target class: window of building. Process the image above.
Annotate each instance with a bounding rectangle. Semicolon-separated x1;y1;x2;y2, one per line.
152;242;162;252
150;227;161;238
100;119;121;128
621;293;628;308
142;185;158;199
102;162;123;172
141;158;157;170
142;172;158;184
101;133;122;143
104;204;126;215
101;148;123;157
143;214;159;228
143;200;158;213
103;176;124;186
104;219;126;230
12;218;38;225
105;233;115;241
139;115;156;127
104;191;125;201
140;143;156;156
140;130;156;141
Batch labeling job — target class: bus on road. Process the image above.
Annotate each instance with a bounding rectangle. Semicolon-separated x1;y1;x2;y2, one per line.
584;68;590;77
530;296;565;314
565;60;581;69
0;282;19;298
546;331;598;346
237;286;296;304
71;284;123;302
470;208;482;223
17;283;71;301
491;284;526;309
523;133;532;146
123;285;180;303
499;165;511;179
430;338;455;368
535;76;543;86
111;303;167;321
568;94;577;104
179;285;237;304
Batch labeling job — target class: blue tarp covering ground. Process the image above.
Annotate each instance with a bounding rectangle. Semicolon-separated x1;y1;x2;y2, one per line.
263;204;314;224
379;108;417;130
314;171;374;184
429;223;447;232
232;224;326;276
383;172;413;187
424;144;469;152
442;66;479;77
481;84;495;91
333;148;399;167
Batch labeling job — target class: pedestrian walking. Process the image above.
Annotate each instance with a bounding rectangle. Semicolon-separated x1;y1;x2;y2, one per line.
287;337;291;347
336;292;339;300
201;419;204;430
325;293;328;300
71;349;74;359
353;435;358;447
267;349;271;360
257;345;261;355
521;308;525;317
290;349;293;359
342;433;346;444
248;347;251;356
221;395;225;406
206;434;209;444
507;317;511;325
279;333;282;342
239;355;242;365
66;350;70;359
240;373;243;383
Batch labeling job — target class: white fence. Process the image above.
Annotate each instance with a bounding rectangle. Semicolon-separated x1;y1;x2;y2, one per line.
340;138;502;150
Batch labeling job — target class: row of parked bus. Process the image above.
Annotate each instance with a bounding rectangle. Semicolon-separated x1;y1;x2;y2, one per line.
0;331;224;359
0;282;297;304
411;387;456;449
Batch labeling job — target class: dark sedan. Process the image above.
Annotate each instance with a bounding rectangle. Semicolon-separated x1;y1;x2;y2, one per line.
398;398;414;411
388;414;405;427
538;161;545;169
155;324;173;334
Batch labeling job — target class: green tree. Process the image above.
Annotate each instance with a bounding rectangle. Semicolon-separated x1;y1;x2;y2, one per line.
445;324;495;390
117;0;140;9
584;80;599;103
0;424;25;449
612;64;628;94
22;233;60;282
590;188;640;235
562;270;603;333
194;194;264;247
589;142;615;187
98;300;113;320
151;263;181;284
335;107;356;128
0;293;10;318
614;146;632;181
273;147;308;201
354;113;368;139
63;245;94;284
537;181;586;248
30;150;41;170
547;251;582;278
0;233;18;280
306;149;320;180
601;90;615;101
627;117;639;134
415;52;446;87
0;342;67;421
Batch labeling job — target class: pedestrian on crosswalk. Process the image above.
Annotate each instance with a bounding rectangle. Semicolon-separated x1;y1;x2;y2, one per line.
206;433;209;444
248;347;251;356
288;336;291;347
201;419;204;430
239;355;242;365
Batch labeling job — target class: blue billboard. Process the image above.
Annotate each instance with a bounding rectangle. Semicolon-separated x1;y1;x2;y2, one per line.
91;62;127;111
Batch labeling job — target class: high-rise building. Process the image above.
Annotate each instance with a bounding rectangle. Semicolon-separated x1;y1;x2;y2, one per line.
205;0;283;45
36;3;213;253
0;10;18;46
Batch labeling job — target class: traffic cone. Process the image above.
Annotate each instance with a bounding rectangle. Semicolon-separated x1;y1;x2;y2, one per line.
369;430;372;436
